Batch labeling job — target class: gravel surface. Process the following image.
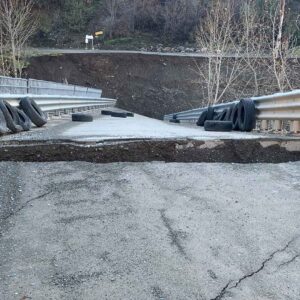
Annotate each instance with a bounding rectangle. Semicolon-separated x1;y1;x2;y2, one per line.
0;161;299;300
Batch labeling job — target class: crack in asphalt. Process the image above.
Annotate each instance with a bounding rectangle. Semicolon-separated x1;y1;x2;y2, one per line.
278;254;300;268
0;191;52;223
159;209;190;261
210;281;232;300
210;236;299;300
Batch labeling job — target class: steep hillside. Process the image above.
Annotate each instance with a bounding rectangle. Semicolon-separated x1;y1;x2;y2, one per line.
25;53;292;119
26;53;203;119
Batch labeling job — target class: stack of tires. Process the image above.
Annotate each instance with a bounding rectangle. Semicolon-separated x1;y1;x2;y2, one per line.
0;98;47;136
196;99;256;132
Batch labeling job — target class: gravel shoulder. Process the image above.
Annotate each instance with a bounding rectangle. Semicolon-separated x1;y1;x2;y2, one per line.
0;161;299;300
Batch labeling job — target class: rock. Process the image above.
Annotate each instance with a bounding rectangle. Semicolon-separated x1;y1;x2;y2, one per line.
163;47;171;52
185;48;194;53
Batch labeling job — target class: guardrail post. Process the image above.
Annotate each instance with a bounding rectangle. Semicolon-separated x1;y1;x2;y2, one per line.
292;121;300;133
273;120;282;131
260;120;268;131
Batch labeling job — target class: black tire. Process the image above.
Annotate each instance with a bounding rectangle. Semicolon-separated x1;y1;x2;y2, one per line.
224;107;233;121
230;103;240;131
213;112;221;120
215;110;228;121
72;113;93;122
169;119;180;123
126;112;134;117
20;98;47;127
196;110;208;126
207;106;214;120
111;112;127;118
238;99;256;132
16;109;31;131
0;109;8;135
204;120;233;132
0;100;23;133
101;110;113;115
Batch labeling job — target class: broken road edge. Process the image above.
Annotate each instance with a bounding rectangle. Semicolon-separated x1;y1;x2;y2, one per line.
1;138;300;163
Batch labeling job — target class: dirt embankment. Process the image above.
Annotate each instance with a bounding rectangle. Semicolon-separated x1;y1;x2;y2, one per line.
26;53;282;119
26;53;208;119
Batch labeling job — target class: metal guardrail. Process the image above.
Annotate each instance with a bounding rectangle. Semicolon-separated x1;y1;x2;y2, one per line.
0;76;102;98
0;76;116;112
164;90;300;133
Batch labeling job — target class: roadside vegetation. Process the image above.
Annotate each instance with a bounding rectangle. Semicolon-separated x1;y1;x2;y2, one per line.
195;0;300;105
0;0;37;77
30;0;300;49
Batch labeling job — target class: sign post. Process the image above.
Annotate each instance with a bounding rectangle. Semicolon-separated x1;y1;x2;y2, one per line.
95;31;104;37
85;35;94;50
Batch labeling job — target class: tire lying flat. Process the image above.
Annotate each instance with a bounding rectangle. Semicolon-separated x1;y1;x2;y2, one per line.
101;110;113;115
111;112;127;118
0;100;23;133
169;119;180;123
72;113;93;122
204;120;233;132
102;110;134;117
20;98;47;127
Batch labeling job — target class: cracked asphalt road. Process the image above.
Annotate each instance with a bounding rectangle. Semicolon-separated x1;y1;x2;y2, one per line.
0;161;299;300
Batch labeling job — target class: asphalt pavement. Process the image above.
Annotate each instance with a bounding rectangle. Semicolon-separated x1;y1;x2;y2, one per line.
0;110;268;143
0;161;299;300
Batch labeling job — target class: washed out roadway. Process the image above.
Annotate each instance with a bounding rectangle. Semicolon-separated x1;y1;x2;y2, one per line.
1;111;300;163
0;161;299;300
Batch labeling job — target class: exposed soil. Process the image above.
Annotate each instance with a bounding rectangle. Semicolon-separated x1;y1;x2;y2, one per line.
1;138;300;163
25;53;211;119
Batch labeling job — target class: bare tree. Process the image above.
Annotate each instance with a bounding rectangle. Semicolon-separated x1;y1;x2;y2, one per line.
239;0;264;96
103;0;125;39
242;0;296;93
0;0;37;77
195;0;245;105
270;0;292;91
163;0;199;41
0;24;9;76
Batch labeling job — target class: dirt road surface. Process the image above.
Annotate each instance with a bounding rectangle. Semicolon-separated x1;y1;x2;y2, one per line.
0;161;299;300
